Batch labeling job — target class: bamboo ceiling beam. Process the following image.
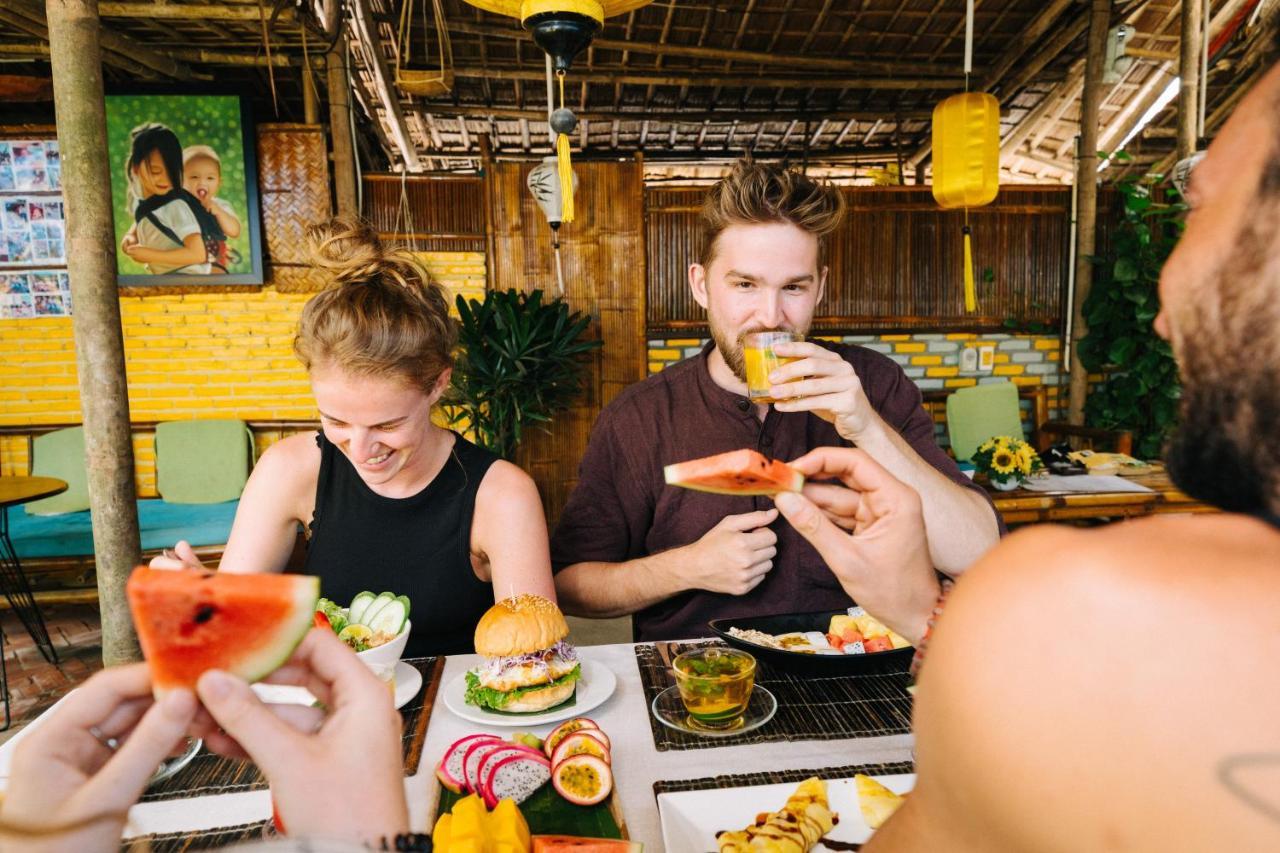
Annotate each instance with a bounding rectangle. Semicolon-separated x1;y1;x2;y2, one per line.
350;0;422;172
164;48;324;67
411;104;931;123
9;0;202;80
1177;0;1204;159
439;18;974;78
0;6;158;80
446;65;957;90
97;2;296;23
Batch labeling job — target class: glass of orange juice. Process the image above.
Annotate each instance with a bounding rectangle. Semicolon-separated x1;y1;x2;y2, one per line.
743;331;802;403
672;648;756;731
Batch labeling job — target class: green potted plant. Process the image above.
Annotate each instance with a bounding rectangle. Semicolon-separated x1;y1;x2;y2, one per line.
446;288;602;460
1078;168;1185;459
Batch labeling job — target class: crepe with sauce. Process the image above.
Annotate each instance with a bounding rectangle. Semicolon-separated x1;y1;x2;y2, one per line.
716;777;836;852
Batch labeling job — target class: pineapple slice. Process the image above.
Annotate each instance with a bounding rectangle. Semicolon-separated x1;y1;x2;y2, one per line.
854;774;906;829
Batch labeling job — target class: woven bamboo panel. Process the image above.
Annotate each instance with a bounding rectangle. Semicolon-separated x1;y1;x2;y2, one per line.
492;159;647;524
256;123;332;293
647;185;1080;334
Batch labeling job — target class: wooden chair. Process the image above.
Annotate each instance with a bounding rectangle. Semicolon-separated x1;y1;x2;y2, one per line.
924;383;1133;459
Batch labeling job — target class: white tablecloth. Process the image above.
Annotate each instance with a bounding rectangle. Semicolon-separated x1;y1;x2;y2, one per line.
0;641;915;850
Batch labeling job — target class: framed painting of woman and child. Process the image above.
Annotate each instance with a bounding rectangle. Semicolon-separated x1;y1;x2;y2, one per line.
105;91;264;286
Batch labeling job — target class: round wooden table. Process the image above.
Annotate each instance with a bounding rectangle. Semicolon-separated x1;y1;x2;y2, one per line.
0;475;68;729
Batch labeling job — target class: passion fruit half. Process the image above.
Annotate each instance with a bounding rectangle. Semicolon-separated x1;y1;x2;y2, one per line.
543;717;600;758
551;754;613;806
550;731;611;766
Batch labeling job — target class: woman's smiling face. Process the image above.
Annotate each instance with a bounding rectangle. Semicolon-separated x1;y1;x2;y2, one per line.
311;366;443;489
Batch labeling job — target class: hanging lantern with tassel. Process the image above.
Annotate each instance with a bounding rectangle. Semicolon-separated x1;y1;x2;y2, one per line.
527;156;578;294
461;1;652;226
930;0;999;314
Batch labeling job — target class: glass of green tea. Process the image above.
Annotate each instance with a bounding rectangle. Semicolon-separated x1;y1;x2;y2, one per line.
672;647;756;731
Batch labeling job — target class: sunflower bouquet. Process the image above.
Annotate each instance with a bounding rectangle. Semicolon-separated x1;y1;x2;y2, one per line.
972;435;1043;488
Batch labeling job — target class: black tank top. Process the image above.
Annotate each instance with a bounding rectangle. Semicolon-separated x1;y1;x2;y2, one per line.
305;431;498;657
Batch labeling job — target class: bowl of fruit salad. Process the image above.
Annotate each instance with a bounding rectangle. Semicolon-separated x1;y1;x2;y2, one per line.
314;590;412;667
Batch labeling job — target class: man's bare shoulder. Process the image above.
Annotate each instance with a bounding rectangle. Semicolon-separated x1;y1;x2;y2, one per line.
911;514;1280;851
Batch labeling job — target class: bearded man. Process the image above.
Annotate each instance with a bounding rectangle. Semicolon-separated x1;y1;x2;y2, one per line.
768;57;1280;852
551;160;1000;640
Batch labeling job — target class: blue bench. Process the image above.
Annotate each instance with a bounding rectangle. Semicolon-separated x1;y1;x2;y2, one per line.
8;499;239;560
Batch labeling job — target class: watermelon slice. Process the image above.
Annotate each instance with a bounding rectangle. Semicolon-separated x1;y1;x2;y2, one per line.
664;449;804;496
126;567;319;695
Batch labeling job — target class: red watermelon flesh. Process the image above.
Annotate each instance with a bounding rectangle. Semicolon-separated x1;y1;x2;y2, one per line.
663;449;804;496
127;566;320;694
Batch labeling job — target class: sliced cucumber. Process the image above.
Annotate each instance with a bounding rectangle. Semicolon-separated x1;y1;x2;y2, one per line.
367;597;409;636
357;592;395;627
347;591;377;626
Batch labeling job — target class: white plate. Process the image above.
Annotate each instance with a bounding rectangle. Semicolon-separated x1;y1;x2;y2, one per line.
251;659;423;711
442;659;617;727
658;772;915;851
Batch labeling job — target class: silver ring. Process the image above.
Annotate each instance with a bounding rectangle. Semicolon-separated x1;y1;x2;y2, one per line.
89;726;119;751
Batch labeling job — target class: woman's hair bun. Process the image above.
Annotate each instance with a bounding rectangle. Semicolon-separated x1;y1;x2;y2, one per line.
306;216;387;288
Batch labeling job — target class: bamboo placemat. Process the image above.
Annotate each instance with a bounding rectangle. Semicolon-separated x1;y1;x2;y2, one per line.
121;820;266;852
652;758;916;797
138;656;444;803
635;640;912;751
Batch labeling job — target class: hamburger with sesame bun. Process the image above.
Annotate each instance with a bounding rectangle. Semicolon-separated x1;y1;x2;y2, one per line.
464;594;581;713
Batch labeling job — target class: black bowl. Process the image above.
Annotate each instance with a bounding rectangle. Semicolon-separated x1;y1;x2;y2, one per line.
708;609;914;676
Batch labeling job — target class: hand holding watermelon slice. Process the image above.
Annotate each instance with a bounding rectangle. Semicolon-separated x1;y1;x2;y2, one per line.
194;626;411;845
772;447;941;646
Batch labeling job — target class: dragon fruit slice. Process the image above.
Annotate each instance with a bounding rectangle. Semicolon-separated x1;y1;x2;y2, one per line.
476;745;544;807
485;754;552;806
439;734;501;793
464;740;509;793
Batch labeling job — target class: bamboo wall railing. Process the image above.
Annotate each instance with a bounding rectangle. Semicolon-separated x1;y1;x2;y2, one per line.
646;185;1075;334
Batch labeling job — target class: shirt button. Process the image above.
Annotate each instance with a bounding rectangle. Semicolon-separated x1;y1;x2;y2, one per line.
737;399;751;412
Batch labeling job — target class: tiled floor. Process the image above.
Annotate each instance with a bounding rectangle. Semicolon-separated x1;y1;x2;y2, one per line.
0;603;104;745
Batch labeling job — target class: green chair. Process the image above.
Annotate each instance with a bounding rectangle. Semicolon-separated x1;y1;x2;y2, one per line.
155;419;255;504
945;381;1026;463
24;426;91;515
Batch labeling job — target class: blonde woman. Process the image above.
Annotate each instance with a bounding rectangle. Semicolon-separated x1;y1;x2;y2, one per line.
154;218;555;656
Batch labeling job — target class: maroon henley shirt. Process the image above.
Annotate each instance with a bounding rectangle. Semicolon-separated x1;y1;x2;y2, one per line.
550;342;998;641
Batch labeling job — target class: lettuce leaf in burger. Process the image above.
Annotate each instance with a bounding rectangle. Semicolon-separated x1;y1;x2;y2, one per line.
465;593;581;712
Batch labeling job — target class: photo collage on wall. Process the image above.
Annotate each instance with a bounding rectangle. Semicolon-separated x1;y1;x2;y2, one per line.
0;139;72;319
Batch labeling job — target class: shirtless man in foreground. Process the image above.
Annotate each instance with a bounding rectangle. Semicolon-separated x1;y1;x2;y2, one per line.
773;58;1280;850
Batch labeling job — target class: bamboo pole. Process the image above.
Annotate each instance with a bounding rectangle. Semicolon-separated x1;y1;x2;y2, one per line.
327;32;359;216
303;63;318;125
1178;0;1203;160
1068;0;1115;428
44;0;142;665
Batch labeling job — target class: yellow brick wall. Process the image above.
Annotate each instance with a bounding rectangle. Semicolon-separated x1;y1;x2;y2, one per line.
0;252;485;496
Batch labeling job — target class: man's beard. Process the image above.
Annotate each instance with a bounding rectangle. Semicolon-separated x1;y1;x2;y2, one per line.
1164;211;1280;517
709;320;806;384
1165;381;1275;515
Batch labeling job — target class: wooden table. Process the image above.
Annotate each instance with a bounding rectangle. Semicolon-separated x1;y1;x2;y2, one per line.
990;469;1215;524
0;476;68;729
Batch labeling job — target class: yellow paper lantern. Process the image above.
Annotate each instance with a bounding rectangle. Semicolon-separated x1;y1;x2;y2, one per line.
931;91;999;312
931;92;999;208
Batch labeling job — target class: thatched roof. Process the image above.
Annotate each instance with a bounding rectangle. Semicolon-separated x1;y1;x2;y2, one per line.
1;1;1276;182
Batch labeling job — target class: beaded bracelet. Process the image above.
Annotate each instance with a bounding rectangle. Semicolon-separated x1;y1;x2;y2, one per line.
908;578;956;683
377;833;433;851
